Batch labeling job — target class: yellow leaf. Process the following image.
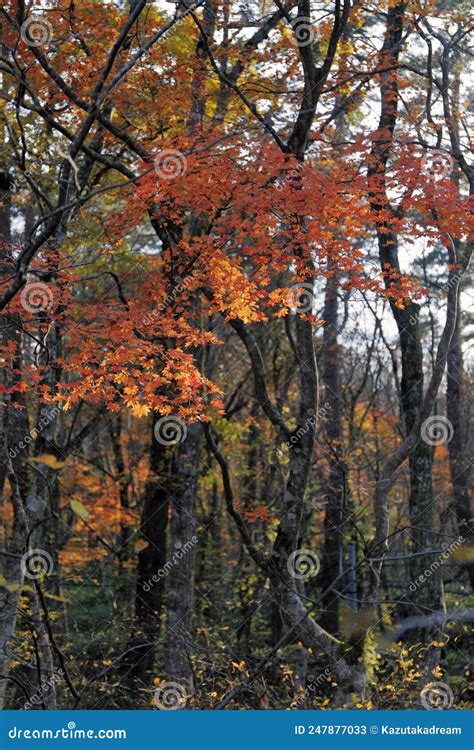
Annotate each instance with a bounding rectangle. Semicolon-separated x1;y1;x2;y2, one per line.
70;499;90;521
451;544;474;563
31;454;67;470
44;592;66;603
130;403;150;417
8;583;34;593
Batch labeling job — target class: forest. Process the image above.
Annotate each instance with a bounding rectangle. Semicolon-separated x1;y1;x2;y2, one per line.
0;0;472;712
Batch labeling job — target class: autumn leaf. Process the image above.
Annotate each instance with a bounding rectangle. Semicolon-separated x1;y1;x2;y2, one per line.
135;539;149;552
451;544;474;563
70;499;90;521
30;454;67;470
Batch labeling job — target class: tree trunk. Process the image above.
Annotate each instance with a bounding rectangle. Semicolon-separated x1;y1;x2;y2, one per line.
125;420;171;684
0;171;29;708
368;1;439;617
446;287;473;585
164;423;202;689
396;304;438;615
319;269;345;634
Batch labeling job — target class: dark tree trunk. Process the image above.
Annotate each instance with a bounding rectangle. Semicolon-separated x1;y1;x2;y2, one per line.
377;240;439;615
446;290;473;585
0;174;30;708
320;269;345;634
125;420;171;683
164;423;202;689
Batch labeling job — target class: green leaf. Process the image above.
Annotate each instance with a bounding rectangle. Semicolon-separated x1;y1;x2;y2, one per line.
70;499;90;521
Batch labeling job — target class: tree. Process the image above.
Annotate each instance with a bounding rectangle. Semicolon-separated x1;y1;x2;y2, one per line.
0;0;472;710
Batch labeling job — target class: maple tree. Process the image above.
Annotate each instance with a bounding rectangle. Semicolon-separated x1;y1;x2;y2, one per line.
0;0;472;710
